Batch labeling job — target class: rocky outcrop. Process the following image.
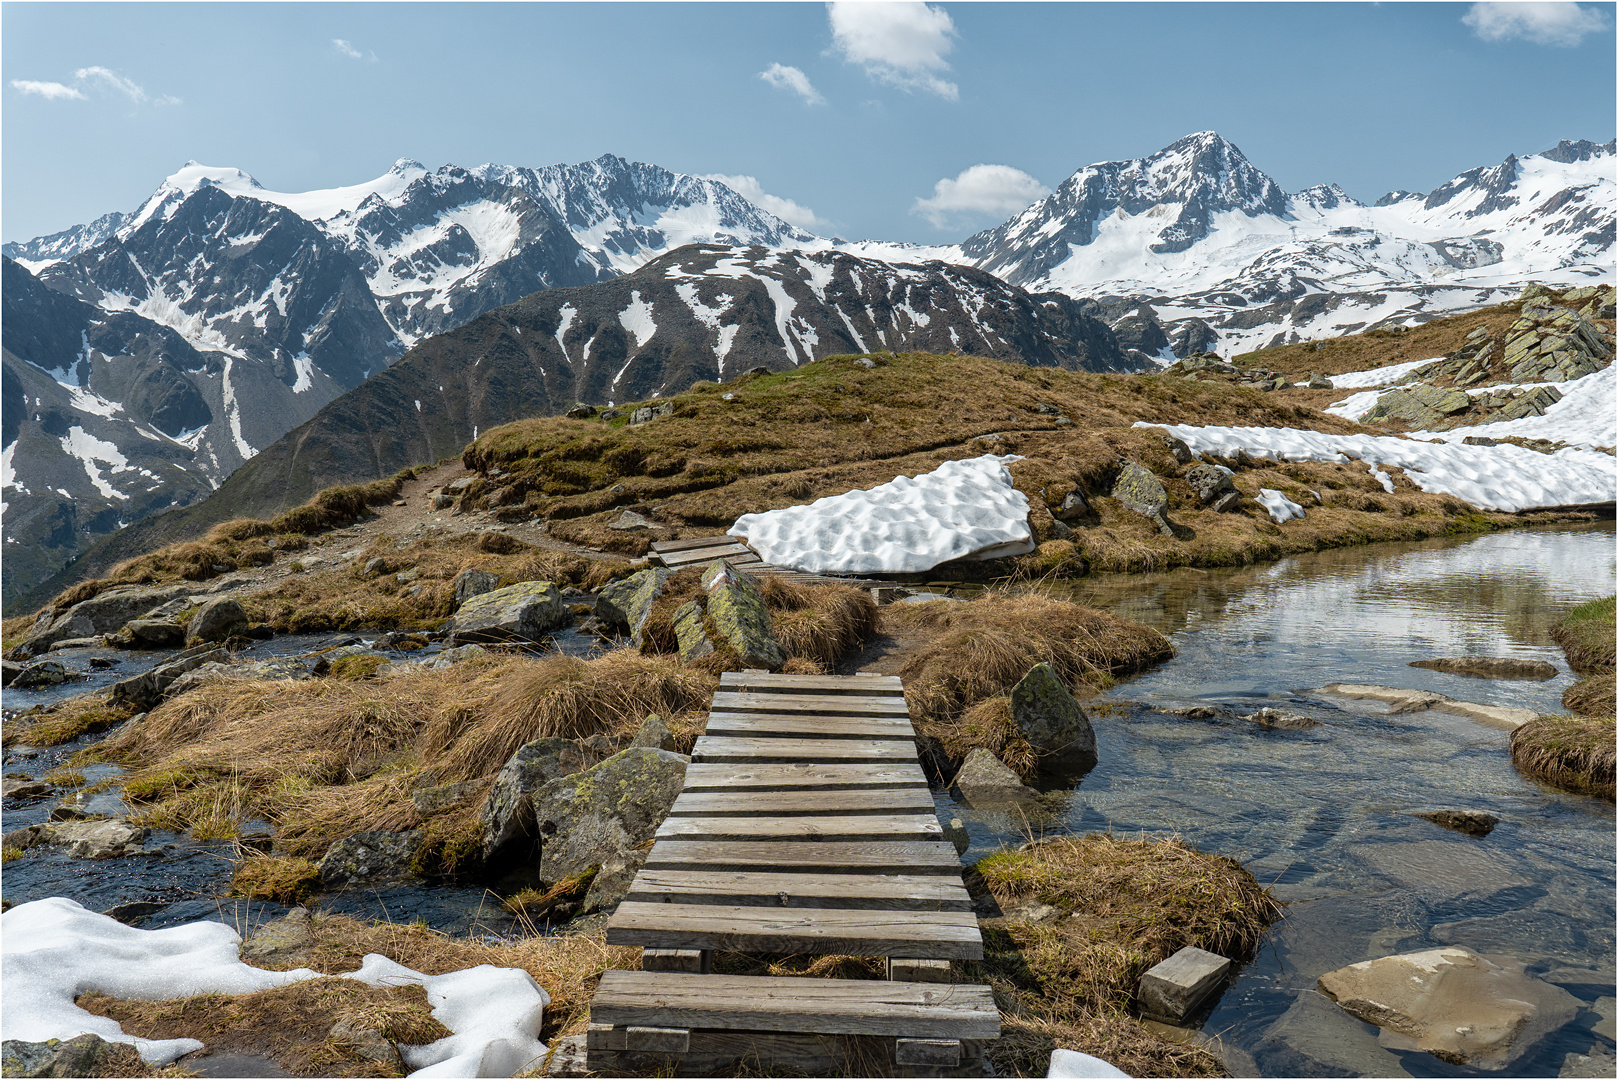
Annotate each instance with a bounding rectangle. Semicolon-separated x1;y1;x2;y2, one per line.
482;737;602;864
1363;385;1472;427
185;598;248;645
529;747;687;884
316;829;424;887
596;568;669;647
1183;463;1241;512
1317;945;1579;1069
1010;663;1098;770
700;560;785;670
1110;460;1173;536
443;581;565;644
16;584;194;657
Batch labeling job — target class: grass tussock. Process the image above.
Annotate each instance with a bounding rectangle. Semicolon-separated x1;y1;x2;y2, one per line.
888;593;1172;766
1552;595;1616;676
969;833;1282;1078
1510;715;1616;800
757;577;880;668
3;697;137;748
79;978;451;1077
231;855;322;904
1564;671;1617;719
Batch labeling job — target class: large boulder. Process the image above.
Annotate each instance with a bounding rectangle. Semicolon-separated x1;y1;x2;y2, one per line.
1183;464;1241;512
17;584;194;657
481;738;603;864
443;581;565;644
1110;460;1173;535
700;560;784;670
109;646;229;711
1317;946;1579;1069
597;568;670;647
1;1034;123;1078
453;568;501;606
185;598;249;645
1011;663;1098;771
316;829;424;888
530;747;687;884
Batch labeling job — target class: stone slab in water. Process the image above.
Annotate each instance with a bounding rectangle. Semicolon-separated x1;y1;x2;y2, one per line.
1137;945;1232;1022
1409;657;1560;680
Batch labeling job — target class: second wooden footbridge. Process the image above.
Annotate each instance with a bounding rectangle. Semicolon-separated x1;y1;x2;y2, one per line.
586;669;1000;1076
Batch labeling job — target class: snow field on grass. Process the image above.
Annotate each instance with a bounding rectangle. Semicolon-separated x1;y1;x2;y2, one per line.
1138;422;1617;512
729;454;1036;574
1326;357;1445;389
0;898;550;1078
1256;488;1307;522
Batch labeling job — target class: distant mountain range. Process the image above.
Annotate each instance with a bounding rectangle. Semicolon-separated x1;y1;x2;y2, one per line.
4;134;1613;607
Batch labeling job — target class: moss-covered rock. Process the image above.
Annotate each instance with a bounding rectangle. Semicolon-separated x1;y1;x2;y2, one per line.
672;600;715;664
597;568;669;647
530;747;687;884
316;828;424;888
443;580;564;644
1109;459;1173;536
186;597;249;646
700;559;784;670
1010;662;1098;771
481;737;600;864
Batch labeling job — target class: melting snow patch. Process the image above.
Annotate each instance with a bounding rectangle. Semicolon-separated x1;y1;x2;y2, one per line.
619;290;657;349
60;426;131;500
1257;488;1306;522
729;454;1035;574
1138;422;1617;512
291;352;315;393
1327;357;1444;389
0;898;550;1076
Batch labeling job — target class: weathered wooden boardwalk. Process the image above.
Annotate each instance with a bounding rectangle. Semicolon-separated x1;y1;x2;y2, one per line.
648;537;892;590
587;670;998;1076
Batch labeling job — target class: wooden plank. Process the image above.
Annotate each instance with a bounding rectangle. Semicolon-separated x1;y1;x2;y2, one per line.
719;672;906;695
626;870;973;911
590;971;1001;1040
652;535;738;554
605;903;984;959
692;736;917;764
703;711;916;740
683;762;929;790
660;544;754;566
655;814;942;843
710;691;911;716
669;788;937;817
643;840;964;875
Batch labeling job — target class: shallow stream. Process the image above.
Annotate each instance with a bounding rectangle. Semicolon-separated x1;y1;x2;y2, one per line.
943;522;1617;1077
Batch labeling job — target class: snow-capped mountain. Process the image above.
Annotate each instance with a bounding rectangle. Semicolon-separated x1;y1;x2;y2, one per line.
950;132;1616;355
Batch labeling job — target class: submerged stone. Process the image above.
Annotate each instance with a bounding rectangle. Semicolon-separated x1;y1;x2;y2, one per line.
1413;809;1500;838
444;581;565;644
1409;657;1559;681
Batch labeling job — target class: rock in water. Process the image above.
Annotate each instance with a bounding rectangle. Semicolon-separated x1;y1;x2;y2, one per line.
444;581;565;644
700;559;784;670
2;820;149;859
186;598;249;645
596;568;669;646
1409;657;1559;681
1316;945;1579;1069
11;661;75;690
952;749;1039;809
453;568;501;606
1244;707;1319;730
482;738;601;863
1110;460;1174;535
1;1033;121;1077
1011;663;1098;770
316;829;424;887
530;747;687;884
123;619;186;648
1413;809;1500;837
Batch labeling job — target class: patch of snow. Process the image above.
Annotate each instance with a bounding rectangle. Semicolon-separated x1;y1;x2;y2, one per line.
0;898;549;1076
618;290;657;349
1048;1048;1132;1078
1323;357;1443;389
553;304;578;360
290;352;315;393
415;400;422;412
729;454;1036;574
1413;364;1616;450
59;426;130;500
1256;488;1307;522
220;359;256;460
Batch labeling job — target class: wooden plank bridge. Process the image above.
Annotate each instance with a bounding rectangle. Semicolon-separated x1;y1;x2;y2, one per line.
648;536;894;591
587;670;999;1076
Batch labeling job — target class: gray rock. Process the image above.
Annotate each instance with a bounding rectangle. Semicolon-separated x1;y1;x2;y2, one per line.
1055;490;1090;521
942;817;970;856
531;747;688;884
482;738;602;863
1;659;20;687
419;644;489;670
316;829;424;887
701;559;784;670
186;598;249;645
447;477;475;492
453;568;501;606
1184;464;1238;508
48;637;102;651
432;492;455;511
1317;945;1580;1070
1;1033;122;1077
631;714;679;752
19;584;193;656
1408;657;1559;680
1110;459;1174;535
11;661;77;690
952;749;1035;803
596;568;669;647
565;403;598;420
1563;1049;1618;1078
3;819;149;859
109;648;229;710
363;556;387;577
410;779;484;818
2;778;56;801
580;847;651;917
672;601;715;665
1244;707;1320;730
629;402;674;426
239;908;315;966
1010;663;1098;770
1413;809;1500;838
124;619;186;648
608;510;655;532
444;581;565;644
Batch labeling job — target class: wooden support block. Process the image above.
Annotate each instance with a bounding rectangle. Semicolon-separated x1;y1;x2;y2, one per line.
586;1022;625;1051
626;1026;691;1053
895;1038;962;1067
1137;945;1233;1022
889;958;953;983
642;947;711;973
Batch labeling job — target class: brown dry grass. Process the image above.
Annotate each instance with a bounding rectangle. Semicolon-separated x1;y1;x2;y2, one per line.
3;696;136;748
887;593;1172;771
969;833;1282;1078
231;856;322;904
1551;596;1616;676
1510;715;1616;800
1564;671;1617;718
79;978;451;1077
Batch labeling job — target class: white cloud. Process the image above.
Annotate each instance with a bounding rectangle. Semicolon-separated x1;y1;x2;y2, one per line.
827;1;959;100
10;80;85;101
1463;2;1608;45
704;174;824;231
74;66;147;103
333;38;378;61
912;164;1051;228
759;62;826;106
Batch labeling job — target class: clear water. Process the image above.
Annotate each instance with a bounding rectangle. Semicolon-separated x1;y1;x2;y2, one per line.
940;523;1617;1077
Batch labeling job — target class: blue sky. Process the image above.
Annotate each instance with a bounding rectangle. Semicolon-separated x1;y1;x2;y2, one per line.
4;2;1614;244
